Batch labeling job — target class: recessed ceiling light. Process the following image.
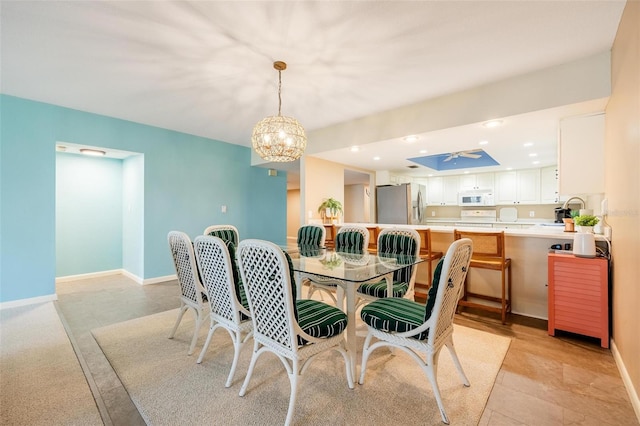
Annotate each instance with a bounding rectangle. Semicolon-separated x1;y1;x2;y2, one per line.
523;142;534;147
419;149;427;154
80;148;106;157
529;153;538;157
463;171;470;174
479;140;489;145
532;160;540;165
403;135;419;143
483;120;503;128
373;156;380;161
350;146;360;152
427;174;434;177
506;167;513;171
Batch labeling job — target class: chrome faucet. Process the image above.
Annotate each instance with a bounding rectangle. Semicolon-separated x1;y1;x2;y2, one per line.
562;196;585;210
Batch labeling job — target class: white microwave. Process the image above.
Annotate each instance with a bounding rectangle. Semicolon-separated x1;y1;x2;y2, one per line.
458;191;495;206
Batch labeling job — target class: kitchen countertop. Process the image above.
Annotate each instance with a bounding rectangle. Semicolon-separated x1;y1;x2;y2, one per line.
340;222;610;241
336;221;611;320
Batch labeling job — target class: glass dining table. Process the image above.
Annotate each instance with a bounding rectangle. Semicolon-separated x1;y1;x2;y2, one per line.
286;246;424;378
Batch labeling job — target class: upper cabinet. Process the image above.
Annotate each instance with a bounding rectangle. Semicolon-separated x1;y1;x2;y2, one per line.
540;166;560;204
559;113;605;195
427;176;459;205
494;169;540;205
458;173;494;192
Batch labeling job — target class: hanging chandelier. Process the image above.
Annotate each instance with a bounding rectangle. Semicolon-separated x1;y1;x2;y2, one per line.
252;61;307;162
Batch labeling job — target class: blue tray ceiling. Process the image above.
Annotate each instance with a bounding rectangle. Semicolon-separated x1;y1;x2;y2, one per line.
408;149;499;171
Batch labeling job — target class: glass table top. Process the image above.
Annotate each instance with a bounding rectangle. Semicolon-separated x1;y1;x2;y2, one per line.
287;247;423;283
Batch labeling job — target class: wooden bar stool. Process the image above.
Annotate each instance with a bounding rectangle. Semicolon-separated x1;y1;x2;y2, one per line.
415;228;444;284
453;229;511;324
365;225;380;252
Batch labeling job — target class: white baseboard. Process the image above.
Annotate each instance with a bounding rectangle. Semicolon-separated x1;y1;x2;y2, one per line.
56;269;175;286
120;269;176;285
143;274;177;285
4;270;177;308
56;269;123;283
121;269;143;284
611;338;640;422
0;294;57;310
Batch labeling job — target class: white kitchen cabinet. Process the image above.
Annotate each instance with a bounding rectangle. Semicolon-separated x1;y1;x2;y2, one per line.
494;169;540;205
540;166;560;204
427;176;459;205
458;173;494;191
558;113;605;195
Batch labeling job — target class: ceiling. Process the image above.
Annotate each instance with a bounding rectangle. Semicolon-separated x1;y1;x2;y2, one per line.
1;1;625;187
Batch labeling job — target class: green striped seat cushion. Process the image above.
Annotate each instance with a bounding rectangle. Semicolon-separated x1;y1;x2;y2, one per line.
295;299;347;345
285;249;346;345
360;258;445;340
223;240;250;320
335;231;365;251
357;233;418;299
357;280;409;299
297;226;323;247
207;228;238;246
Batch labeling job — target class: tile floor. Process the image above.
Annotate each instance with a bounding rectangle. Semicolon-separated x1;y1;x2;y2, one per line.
55;275;638;426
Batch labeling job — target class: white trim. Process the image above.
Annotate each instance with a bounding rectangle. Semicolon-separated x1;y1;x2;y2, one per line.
121;269;143;284
0;294;57;310
611;338;640;422
142;274;177;285
55;269;123;283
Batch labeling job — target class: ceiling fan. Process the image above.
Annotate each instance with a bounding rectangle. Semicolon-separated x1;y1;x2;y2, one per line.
442;149;483;162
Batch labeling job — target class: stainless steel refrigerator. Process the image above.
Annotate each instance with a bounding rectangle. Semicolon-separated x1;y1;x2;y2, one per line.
376;183;426;224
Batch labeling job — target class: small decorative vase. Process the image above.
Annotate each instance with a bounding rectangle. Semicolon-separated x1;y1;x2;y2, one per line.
562;218;574;232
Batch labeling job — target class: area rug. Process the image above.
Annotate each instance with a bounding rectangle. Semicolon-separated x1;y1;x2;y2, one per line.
93;308;511;425
0;302;102;425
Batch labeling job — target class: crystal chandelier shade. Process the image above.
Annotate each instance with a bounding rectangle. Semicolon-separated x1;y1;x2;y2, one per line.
251;61;307;162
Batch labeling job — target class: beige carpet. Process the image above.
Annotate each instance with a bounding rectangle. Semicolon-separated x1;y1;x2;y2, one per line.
0;302;102;425
93;308;510;425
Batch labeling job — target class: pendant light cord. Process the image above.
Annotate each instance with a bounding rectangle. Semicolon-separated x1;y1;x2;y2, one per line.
277;70;282;116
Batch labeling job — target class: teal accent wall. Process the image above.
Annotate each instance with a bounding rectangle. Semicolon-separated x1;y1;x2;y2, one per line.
56;153;124;276
0;95;287;303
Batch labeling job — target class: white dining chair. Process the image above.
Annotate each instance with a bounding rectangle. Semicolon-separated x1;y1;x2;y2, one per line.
203;224;239;246
236;239;353;426
359;238;473;424
193;235;252;387
167;231;209;355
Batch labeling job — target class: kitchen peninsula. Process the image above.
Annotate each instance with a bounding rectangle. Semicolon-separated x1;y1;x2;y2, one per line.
338;222;610;320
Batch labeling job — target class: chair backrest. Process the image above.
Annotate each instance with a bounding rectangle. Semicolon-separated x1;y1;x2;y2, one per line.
453;229;505;262
335;225;370;251
237;239;299;354
426;238;473;346
297;225;326;248
193;235;247;325
376;227;421;285
203;225;239;246
168;231;205;305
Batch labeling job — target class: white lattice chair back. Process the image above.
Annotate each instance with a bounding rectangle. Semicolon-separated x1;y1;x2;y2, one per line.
167;231;208;355
203;224;239;246
428;238;473;348
237;239;299;356
193;235;244;327
168;231;205;305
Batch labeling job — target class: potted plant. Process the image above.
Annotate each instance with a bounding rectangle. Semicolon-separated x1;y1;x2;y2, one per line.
318;198;343;224
574;215;599;233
